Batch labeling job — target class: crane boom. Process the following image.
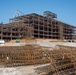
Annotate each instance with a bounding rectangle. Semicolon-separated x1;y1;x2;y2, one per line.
16;9;23;16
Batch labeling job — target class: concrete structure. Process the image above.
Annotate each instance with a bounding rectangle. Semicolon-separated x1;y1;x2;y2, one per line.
0;11;75;40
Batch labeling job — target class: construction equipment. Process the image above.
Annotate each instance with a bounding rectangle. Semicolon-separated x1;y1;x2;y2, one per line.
16;9;24;16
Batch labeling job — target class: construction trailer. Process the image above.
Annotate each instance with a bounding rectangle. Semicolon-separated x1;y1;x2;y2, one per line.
0;11;75;40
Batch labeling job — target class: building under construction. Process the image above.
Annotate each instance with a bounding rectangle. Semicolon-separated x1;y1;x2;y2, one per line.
0;11;75;40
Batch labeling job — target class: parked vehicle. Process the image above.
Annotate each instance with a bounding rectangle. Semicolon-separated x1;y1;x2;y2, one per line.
0;40;5;46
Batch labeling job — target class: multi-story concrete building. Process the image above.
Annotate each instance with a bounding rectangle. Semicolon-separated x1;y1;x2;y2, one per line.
0;11;75;40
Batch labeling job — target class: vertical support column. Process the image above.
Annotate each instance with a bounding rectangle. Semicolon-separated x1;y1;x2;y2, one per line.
32;15;34;38
43;17;44;39
51;19;53;39
59;22;64;40
54;20;57;39
72;27;76;40
38;15;39;38
11;27;12;40
46;18;48;39
19;26;21;39
47;18;49;39
1;26;3;39
28;16;29;37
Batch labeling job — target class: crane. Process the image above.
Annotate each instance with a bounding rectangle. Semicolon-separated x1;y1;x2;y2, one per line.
16;9;24;16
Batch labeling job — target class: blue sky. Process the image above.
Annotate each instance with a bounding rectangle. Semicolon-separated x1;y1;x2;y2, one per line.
0;0;76;26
